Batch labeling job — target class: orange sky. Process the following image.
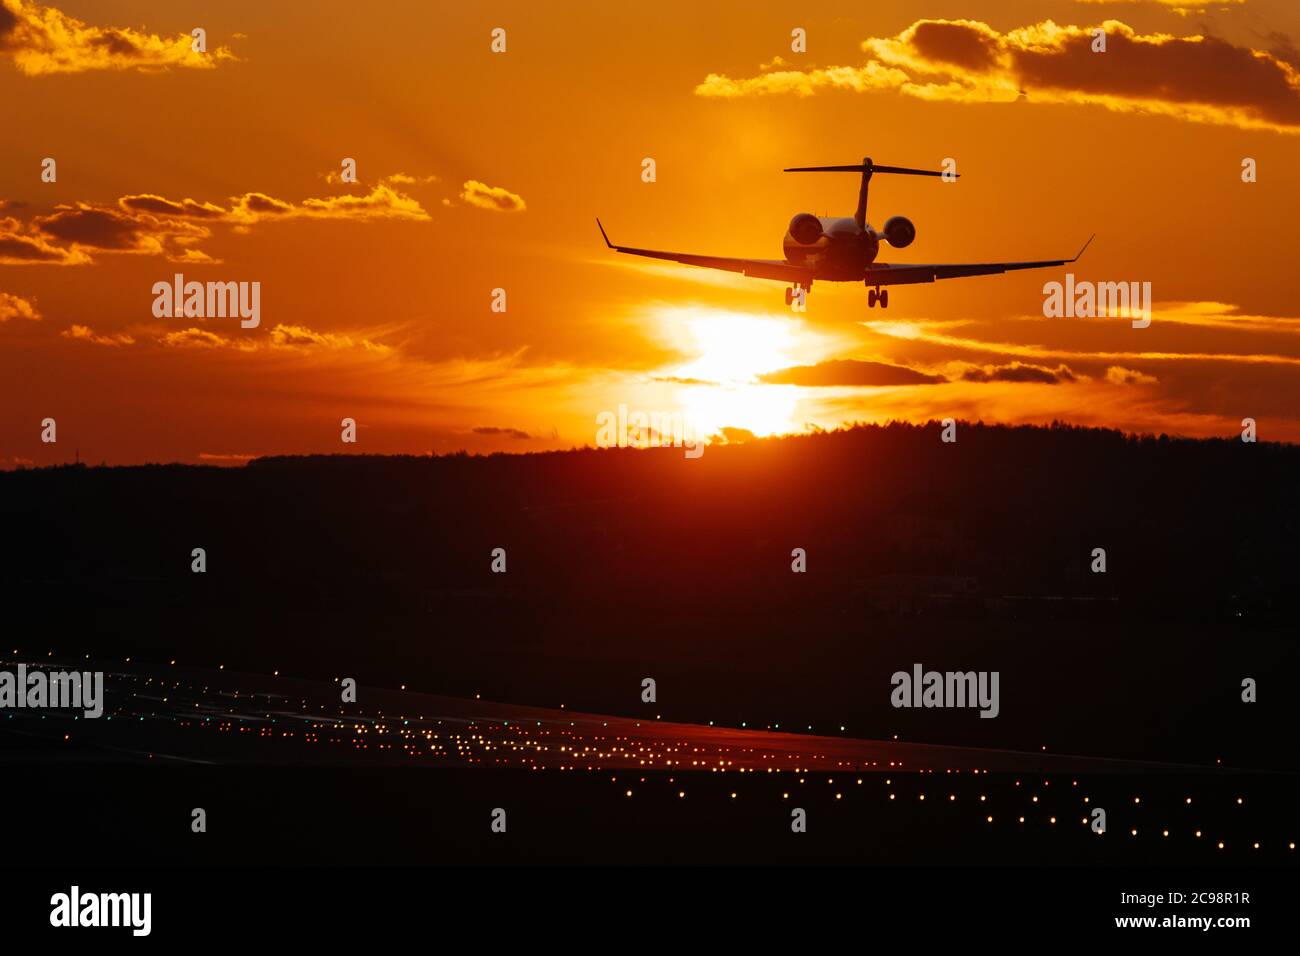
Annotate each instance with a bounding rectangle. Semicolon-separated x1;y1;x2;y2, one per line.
3;0;1300;466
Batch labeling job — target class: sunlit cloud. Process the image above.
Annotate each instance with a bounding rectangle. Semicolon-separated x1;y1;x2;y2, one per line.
0;215;90;264
863;315;1300;367
2;185;433;266
957;361;1078;384
267;324;393;354
0;291;39;321
1106;366;1158;385
459;180;526;213
696;18;1300;133
0;0;237;76
61;323;134;346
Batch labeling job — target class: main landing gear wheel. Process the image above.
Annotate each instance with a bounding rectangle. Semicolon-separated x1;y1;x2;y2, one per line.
866;286;888;308
785;287;794;306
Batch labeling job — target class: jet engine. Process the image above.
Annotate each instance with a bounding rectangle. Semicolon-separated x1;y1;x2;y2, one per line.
882;215;916;248
788;213;824;245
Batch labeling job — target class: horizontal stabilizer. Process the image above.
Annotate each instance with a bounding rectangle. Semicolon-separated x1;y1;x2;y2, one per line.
784;161;955;179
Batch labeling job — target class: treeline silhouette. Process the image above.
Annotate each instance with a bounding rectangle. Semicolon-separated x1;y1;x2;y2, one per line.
2;422;1294;763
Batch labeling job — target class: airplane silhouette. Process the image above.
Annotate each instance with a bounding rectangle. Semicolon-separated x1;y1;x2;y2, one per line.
598;157;1092;309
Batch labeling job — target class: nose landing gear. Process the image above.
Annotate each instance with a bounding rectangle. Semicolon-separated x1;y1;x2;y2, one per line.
866;285;888;308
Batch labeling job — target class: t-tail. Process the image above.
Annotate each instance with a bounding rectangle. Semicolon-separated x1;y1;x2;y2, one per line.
783;157;955;229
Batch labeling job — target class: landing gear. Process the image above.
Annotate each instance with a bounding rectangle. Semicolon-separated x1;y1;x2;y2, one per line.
785;281;812;309
866;285;888;308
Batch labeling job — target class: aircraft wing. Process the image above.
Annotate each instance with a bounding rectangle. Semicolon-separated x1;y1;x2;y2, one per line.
597;219;812;283
865;235;1094;287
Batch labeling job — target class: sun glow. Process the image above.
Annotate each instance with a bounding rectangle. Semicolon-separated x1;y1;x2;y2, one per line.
650;305;836;438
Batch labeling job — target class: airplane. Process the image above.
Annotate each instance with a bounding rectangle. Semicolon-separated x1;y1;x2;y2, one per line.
597;157;1092;309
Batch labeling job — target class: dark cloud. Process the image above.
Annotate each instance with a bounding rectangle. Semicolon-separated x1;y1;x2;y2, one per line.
760;359;946;387
37;206;146;249
909;19;1000;71
1013;29;1300;129
119;194;226;220
472;426;532;440
698;19;1300;132
0;3;18;47
960;363;1077;385
0;215;87;264
34;204;208;254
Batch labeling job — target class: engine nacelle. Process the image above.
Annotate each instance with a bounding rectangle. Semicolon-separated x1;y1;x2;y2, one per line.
788;212;824;245
882;215;916;249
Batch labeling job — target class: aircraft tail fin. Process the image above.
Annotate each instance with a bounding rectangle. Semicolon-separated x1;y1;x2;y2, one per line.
784;158;955;229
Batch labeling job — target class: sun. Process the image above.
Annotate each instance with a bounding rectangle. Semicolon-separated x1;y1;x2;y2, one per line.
649;305;837;438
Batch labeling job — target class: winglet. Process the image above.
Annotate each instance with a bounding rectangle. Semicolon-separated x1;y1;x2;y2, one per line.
1069;233;1095;263
596;218;613;248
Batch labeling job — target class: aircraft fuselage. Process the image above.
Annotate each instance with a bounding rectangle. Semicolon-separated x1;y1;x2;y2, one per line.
782;216;881;281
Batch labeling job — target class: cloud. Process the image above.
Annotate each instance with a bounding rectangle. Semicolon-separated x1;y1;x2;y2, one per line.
3;185;432;266
35;203;210;255
128;184;431;225
168;247;220;265
0;291;39;321
267;323;392;354
1106;366;1158;385
696;18;1300;133
156;323;391;355
0;215;89;264
959;362;1078;384
160;327;239;350
1076;0;1243;8
61;323;133;346
380;172;439;186
864;315;1300;367
471;425;532;440
759;358;945;387
197;452;257;462
1127;300;1300;335
0;0;236;76
459;180;526;213
118;195;227;220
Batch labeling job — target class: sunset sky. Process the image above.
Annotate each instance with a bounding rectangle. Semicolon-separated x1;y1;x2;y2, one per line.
3;0;1300;466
